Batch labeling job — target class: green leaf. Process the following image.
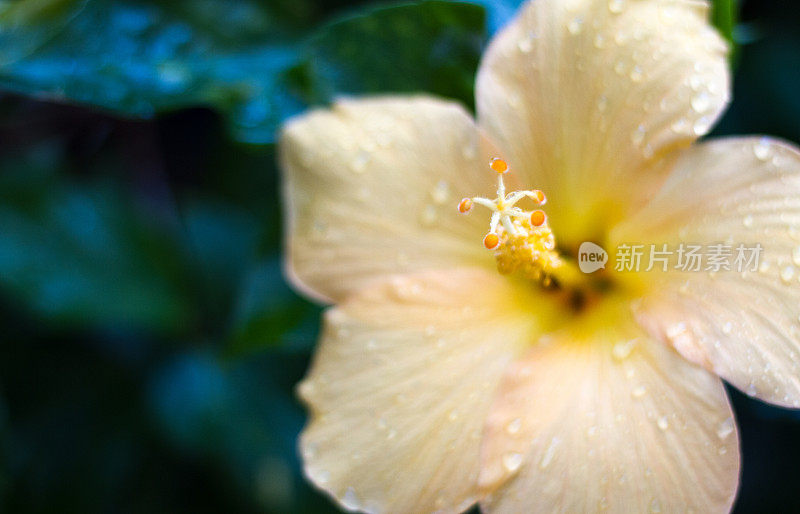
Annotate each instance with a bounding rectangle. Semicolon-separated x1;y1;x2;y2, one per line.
147;349;333;512
0;0;87;66
225;259;316;357
0;0;486;143
295;1;487;110
0;0;308;144
0;143;195;332
712;0;739;64
180;199;261;324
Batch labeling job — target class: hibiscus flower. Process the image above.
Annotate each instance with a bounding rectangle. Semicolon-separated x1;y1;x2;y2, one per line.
278;0;800;512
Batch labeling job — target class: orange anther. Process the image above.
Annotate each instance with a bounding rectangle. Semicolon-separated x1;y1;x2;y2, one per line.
490;158;508;174
532;190;547;204
483;233;500;250
458;198;473;214
530;210;546;227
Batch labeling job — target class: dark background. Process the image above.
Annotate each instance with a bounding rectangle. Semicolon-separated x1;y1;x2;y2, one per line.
0;0;798;512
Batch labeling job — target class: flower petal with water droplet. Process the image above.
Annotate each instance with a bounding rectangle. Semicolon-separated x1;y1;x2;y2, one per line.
478;305;738;513
614;137;800;408
476;0;730;243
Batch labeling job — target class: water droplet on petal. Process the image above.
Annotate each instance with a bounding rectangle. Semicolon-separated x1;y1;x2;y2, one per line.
539;437;561;469
612;339;637;361
630;66;644;82
691;92;711;113
503;452;523;472
317;468;335;485
567;17;584;35
689;75;704;91
657;416;669;431
594;34;607;49
650;498;662;513
743;215;754;228
608;0;625;14
431;180;450;204
755;139;771;161
716;417;735;440
506;418;522;435
632;125;646;146
722;322;732;335
666;322;686;339
632;385;647;398
693;116;713;136
351;152;370;173
781;265;795;284
518;37;533;53
462;144;477;160
746;383;757;397
342;487;361;510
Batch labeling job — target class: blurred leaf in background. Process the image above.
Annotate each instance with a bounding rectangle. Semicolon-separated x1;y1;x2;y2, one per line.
0;140;195;332
293;1;484;109
0;0;488;143
0;0;311;143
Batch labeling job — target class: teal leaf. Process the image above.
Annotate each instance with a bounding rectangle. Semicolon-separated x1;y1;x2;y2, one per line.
225;259;316;357
0;0;307;144
297;1;487;110
0;0;88;66
470;0;523;34
147;349;330;511
0;1;487;143
0;143;195;332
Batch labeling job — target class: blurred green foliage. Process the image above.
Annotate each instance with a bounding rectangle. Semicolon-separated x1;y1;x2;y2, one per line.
0;141;194;330
0;0;487;144
0;0;308;143
0;0;742;143
1;0;799;513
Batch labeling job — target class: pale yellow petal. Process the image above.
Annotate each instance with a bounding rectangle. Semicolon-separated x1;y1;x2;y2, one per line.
613;137;800;407
476;0;730;246
280;96;503;303
298;268;542;513
479;305;739;514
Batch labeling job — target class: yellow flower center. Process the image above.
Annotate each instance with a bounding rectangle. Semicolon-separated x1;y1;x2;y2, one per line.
460;158;583;290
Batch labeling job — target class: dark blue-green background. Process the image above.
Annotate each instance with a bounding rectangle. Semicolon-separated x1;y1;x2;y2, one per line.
0;0;797;512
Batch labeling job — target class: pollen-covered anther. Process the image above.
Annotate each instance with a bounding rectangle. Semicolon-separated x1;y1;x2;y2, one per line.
490;157;509;174
530;210;547;227
494;219;561;279
457;158;563;282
